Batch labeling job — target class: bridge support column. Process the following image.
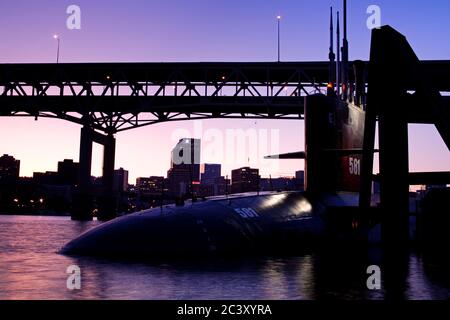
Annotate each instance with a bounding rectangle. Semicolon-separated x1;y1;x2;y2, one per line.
363;26;415;248
72;126;118;221
72;126;95;220
379;105;410;298
97;134;117;221
379;97;410;247
79;126;93;192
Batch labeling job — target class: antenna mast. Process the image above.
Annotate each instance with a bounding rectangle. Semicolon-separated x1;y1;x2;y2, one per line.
336;11;341;98
341;0;349;101
328;7;335;97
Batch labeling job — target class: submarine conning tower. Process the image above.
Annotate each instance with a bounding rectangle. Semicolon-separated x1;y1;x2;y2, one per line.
304;0;367;196
304;94;366;196
306;23;450;246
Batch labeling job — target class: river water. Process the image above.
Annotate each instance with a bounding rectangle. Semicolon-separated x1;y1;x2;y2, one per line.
0;215;449;300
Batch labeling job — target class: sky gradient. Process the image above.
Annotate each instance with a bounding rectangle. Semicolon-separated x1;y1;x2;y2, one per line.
0;0;449;183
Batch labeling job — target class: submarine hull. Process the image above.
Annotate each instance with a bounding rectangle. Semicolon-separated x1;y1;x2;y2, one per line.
61;191;361;258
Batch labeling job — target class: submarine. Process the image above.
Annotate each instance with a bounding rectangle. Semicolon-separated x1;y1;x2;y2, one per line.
61;2;373;258
61;93;369;258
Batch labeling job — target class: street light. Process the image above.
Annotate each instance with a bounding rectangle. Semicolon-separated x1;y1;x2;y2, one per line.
53;34;60;63
221;76;226;96
277;15;282;62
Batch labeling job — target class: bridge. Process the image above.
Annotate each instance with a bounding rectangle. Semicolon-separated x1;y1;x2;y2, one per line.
1;27;450;223
0;62;331;132
1;60;450;132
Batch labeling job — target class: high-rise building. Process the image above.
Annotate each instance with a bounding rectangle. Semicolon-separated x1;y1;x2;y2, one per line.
214;176;230;196
231;167;260;194
0;154;21;209
136;176;164;194
168;138;201;197
0;154;20;181
113;168;129;193
33;171;59;185
171;138;201;183
199;175;230;197
57;159;79;186
31;159;80;186
167;168;192;197
200;164;221;185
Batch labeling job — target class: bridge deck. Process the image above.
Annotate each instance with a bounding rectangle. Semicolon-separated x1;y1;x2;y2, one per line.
1;60;449;88
0;61;449;132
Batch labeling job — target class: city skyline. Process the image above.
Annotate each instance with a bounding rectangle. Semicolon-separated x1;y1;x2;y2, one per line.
1;0;450;182
0;151;305;216
0;149;302;183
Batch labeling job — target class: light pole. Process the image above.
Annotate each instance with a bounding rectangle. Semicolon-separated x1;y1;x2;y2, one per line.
53;34;60;63
277;15;281;62
221;76;225;96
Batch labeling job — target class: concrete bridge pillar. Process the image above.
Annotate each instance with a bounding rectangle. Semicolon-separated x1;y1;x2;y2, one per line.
378;96;410;247
97;133;117;221
79;126;93;192
72;126;118;221
362;26;414;247
72;126;94;220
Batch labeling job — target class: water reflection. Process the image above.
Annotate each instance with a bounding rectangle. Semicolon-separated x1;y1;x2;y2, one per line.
0;215;449;300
